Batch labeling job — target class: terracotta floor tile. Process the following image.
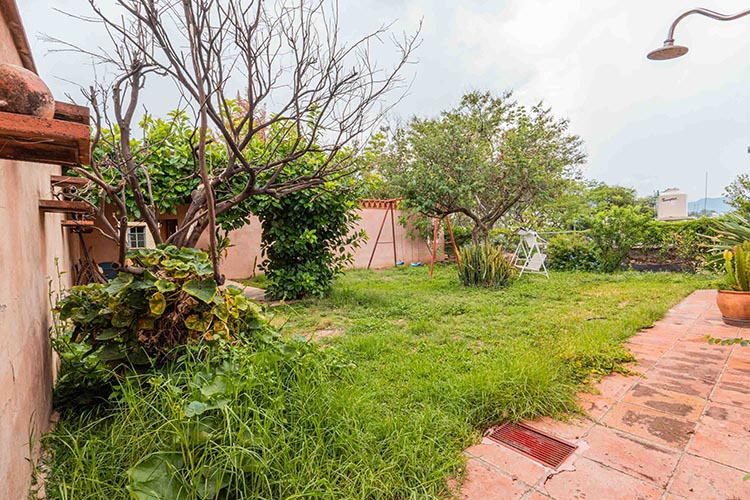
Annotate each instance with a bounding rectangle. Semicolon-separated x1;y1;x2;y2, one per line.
711;375;750;410
627;333;679;348
703;401;750;431
728;347;750;363
659;314;694;327
663;344;730;364
726;356;750;374
577;393;616;421
687;423;750;471
465;441;547;486
669;454;750;500
686;402;750;470
644;359;723;386
541;457;663;500
525;416;592;442
581;425;680;487
627;342;671;358
523;491;552;500
640;371;714;399
459;458;530;500
593;373;638;400
602;402;696;449
621;383;706;421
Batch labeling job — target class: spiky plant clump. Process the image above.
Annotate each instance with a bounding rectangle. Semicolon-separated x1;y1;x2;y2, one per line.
457;243;516;289
723;242;750;291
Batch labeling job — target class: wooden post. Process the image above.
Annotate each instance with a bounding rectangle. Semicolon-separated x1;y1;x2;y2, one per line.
446;216;461;269
429;216;440;279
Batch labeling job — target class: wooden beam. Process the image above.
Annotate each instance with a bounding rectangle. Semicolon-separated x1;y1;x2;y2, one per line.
39;199;94;214
51;175;90;188
61;220;94;227
0;110;90;166
54;102;90;125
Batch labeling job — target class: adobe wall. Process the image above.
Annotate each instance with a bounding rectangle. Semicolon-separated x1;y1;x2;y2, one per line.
84;204;443;280
0;8;72;496
197;206;442;279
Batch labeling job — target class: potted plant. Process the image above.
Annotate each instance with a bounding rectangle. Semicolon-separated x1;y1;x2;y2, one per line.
717;242;750;326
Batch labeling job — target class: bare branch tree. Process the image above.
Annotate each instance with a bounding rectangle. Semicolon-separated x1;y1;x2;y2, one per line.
65;0;418;279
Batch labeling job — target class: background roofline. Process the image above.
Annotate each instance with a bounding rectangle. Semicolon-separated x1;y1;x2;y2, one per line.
0;0;36;74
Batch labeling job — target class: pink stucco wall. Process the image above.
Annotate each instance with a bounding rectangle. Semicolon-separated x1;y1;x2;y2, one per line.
0;7;75;495
0;13;72;495
84;204;443;280
199;206;442;279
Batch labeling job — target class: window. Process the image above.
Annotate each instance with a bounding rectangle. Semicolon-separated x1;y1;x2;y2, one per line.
128;225;147;249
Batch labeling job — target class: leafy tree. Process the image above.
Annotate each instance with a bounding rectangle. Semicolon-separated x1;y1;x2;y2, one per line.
381;91;585;242
528;180;654;231
89;111;225;218
725;173;750;216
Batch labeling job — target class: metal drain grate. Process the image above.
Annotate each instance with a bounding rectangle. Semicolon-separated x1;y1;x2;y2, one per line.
487;423;577;469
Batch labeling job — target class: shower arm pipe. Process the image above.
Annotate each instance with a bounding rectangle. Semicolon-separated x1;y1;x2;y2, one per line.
664;8;750;44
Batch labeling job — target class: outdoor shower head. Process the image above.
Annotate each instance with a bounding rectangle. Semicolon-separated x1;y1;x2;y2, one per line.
647;8;750;62
647;41;689;61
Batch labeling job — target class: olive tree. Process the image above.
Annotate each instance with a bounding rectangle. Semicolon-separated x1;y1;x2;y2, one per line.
381;91;586;242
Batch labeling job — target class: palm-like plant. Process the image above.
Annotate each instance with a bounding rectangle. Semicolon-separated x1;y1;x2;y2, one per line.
707;213;750;266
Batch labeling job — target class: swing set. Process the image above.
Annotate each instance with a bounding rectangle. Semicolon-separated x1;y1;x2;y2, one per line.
366;200;460;278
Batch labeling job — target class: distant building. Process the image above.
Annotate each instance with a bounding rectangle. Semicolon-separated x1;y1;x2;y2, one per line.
657;188;690;221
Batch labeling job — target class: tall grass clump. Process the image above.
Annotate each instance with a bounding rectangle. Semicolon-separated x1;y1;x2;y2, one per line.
43;340;467;500
457;243;516;288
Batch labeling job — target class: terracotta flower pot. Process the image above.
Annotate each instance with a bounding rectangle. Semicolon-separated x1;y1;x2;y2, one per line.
0;63;55;118
717;289;750;327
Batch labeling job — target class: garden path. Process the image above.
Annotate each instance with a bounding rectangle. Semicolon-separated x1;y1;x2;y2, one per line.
459;289;750;500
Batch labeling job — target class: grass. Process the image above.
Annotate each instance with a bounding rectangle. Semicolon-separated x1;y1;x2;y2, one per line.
42;266;711;499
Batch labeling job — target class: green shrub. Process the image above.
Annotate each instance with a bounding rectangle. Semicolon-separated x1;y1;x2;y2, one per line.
588;206;652;272
645;219;714;270
249;183;364;301
457;243;516;288
546;233;599;271
54;246;265;368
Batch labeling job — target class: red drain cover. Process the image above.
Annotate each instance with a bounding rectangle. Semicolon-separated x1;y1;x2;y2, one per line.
487;422;577;469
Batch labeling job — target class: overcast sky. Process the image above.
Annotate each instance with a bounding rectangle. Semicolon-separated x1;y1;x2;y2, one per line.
19;0;750;201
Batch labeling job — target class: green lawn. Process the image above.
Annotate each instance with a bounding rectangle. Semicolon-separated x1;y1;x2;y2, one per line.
45;267;711;499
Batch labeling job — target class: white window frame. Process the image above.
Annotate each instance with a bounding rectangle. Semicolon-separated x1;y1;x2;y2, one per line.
126;222;156;250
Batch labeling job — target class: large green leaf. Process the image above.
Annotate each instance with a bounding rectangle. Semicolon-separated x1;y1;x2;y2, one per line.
127;452;187;500
155;279;177;293
182;279;218;303
184;401;209;417
105;273;134;295
149;292;167;316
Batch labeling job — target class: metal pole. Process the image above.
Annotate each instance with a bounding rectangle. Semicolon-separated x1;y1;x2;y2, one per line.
389;201;397;266
367;205;390;270
704;171;708;217
664;8;750;44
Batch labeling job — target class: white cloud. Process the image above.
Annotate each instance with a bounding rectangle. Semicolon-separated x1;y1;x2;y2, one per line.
19;0;750;200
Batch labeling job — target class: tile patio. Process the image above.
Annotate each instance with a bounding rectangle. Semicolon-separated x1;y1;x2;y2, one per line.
459;289;750;500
